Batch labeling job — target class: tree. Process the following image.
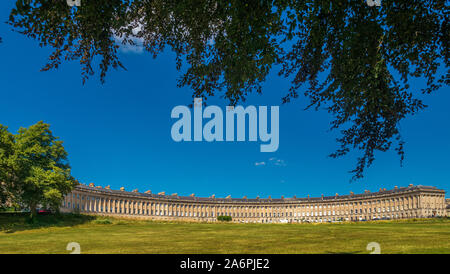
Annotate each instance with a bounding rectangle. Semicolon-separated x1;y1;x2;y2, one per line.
0;121;77;217
217;215;232;222
0;125;15;208
7;0;449;179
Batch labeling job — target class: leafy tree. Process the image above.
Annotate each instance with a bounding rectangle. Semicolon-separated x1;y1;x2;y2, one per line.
217;215;232;222
7;0;449;179
0;125;15;207
0;121;77;217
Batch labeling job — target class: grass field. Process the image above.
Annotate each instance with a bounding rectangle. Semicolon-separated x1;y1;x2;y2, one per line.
0;213;449;254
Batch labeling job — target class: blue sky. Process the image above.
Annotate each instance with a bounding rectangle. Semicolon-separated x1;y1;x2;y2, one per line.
0;2;449;199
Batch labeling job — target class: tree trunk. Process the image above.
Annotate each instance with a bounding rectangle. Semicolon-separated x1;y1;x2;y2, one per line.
29;203;37;219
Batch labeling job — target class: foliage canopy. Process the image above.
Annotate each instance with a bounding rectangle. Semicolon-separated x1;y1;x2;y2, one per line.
6;0;449;179
0;121;76;217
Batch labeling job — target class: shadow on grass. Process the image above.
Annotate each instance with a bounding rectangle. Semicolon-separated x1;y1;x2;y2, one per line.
0;212;96;233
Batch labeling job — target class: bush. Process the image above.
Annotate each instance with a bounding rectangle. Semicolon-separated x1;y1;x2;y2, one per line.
73;207;81;215
92;218;112;224
217;215;232;222
0;207;20;212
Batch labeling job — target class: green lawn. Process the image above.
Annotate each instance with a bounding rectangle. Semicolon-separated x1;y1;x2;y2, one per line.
0;213;449;254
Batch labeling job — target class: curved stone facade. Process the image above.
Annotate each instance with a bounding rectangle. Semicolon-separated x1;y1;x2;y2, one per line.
62;184;447;223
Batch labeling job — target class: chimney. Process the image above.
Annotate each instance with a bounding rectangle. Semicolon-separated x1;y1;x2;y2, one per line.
145;190;152;194
158;191;165;195
120;187;125;191
89;183;95;187
132;189;138;192
105;185;111;190
190;193;195;197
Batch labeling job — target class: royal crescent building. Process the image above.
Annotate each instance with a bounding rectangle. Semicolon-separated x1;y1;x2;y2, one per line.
62;184;449;223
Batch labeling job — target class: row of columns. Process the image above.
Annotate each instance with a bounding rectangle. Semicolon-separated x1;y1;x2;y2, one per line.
62;191;447;223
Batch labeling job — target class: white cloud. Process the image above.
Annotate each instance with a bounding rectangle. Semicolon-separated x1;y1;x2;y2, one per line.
254;157;287;167
269;157;287;167
117;41;144;54
114;23;144;54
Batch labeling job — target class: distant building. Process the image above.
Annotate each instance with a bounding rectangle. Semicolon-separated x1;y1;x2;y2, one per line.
61;184;447;223
446;199;450;217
